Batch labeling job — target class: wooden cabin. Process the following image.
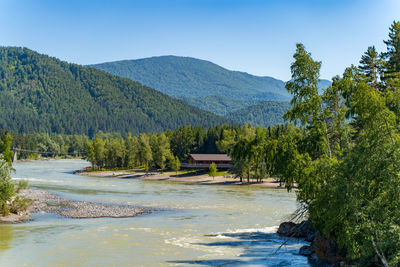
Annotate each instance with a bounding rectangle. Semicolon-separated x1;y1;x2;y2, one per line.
182;154;231;169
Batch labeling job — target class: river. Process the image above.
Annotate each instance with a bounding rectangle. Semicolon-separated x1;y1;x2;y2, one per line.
0;159;310;266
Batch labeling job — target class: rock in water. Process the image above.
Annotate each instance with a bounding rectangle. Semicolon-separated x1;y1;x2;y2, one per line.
299;245;314;257
277;220;315;238
277;221;297;236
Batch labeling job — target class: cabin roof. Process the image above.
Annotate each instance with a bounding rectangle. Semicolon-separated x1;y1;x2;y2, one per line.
188;154;231;161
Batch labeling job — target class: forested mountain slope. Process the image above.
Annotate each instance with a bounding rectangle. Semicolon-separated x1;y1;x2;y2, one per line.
227;101;291;128
90;56;290;101
90;56;331;123
0;47;230;136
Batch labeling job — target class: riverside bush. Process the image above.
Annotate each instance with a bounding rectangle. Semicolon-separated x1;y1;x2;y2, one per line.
0;155;14;216
9;196;31;213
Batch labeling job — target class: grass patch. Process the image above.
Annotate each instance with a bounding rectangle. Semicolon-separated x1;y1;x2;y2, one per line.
216;171;230;177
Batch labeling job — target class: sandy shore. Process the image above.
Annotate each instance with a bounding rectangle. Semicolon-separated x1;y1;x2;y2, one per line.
79;170;285;188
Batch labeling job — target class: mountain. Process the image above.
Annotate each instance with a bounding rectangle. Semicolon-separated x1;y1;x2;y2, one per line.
0;47;230;137
227;101;291;128
90;56;290;102
90;56;331;122
181;95;261;116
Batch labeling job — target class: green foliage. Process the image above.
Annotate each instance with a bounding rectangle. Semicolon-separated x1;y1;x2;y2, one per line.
208;162;217;179
91;56;331;127
0;155;14;215
309;85;400;265
0;47;229;136
90;56;290;101
359;46;384;90
15;179;29;193
151;133;171;172
382;21;400;81
284;43;323;126
9;196;31;213
138;134;153;173
277;22;400;265
227;101;291;128
0;133;13;166
182;95;263;116
169;155;181;176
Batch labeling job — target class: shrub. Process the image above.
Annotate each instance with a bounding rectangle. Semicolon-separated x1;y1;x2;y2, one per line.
0;155;14;215
9;196;32;214
15;180;29;193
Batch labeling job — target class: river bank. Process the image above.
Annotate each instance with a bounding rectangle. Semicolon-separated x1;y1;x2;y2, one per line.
1;188;151;223
77;169;286;188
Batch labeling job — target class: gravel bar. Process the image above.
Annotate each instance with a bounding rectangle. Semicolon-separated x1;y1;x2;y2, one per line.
18;189;151;218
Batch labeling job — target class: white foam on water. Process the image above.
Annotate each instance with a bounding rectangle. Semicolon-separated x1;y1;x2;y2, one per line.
12;177;63;183
128;227;152;232
165;236;240;256
214;234;234;239
224;226;278;234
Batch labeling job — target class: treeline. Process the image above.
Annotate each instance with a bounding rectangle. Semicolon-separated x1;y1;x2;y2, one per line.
0;130;87;160
83;124;293;174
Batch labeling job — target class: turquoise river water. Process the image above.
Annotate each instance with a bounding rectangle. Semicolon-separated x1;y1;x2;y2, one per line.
0;159;310;266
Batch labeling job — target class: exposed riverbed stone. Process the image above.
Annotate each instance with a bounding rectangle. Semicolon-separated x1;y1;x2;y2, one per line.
18;189;151;219
277;221;297;236
277;220;346;266
277;220;315;238
313;232;344;265
299;245;314;257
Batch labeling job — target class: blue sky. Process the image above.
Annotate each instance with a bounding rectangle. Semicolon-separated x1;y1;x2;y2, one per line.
0;0;399;80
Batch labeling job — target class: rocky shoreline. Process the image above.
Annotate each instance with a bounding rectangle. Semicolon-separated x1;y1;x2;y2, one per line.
15;188;151;219
277;220;345;266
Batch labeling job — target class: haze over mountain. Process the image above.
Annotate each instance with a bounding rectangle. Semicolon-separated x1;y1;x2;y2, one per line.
0;47;230;136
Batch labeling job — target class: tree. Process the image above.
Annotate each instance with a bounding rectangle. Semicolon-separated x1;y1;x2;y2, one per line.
208;162;217;180
169;155;181;176
93;138;105;169
284;43;331;158
383;21;400;81
216;129;236;154
359;46;383;91
152;133;171;173
85;140;95;168
0;155;14;216
310;82;400;266
0;133;13;166
125;134;139;169
138;134;153;174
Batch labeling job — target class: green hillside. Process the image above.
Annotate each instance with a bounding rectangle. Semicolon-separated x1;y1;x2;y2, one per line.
227;101;291;128
90;56;290;101
0;47;230;136
90;56;331;123
181;95;262;115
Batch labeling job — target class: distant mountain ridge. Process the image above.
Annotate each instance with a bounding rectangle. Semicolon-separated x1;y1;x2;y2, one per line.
90;55;291;102
0;47;230;136
90;56;331;126
89;56;330;115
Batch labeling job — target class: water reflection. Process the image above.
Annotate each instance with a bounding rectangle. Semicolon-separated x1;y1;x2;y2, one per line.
0;225;13;251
